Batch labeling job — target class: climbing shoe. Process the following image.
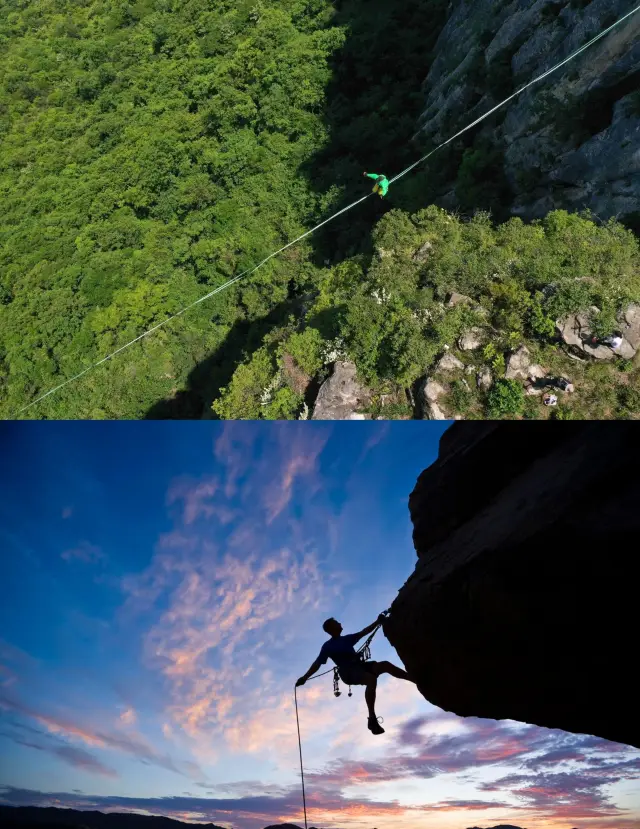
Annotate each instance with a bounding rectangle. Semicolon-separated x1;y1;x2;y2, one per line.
367;715;385;735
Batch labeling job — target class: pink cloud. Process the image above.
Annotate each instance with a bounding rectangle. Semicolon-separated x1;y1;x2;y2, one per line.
119;707;137;727
214;425;258;499
167;476;219;525
263;428;330;524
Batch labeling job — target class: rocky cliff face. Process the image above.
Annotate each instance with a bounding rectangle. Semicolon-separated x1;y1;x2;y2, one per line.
385;422;640;749
417;0;640;225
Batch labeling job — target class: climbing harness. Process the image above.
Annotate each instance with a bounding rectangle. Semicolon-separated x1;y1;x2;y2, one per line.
333;620;383;697
294;609;390;829
16;4;640;417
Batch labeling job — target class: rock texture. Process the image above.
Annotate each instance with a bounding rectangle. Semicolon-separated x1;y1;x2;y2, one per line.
421;378;449;420
557;305;639;360
458;327;484;351
505;345;532;379
436;352;465;372
311;361;371;420
416;0;640;223
385;422;640;749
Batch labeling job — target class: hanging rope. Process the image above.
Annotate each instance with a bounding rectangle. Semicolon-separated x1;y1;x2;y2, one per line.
14;1;640;418
294;686;308;829
293;609;390;829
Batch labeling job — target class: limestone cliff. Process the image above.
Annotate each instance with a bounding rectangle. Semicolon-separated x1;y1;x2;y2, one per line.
385;422;640;749
416;0;640;225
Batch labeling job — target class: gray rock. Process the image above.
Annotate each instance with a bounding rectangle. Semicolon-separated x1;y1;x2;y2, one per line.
621;303;640;351
447;292;472;308
422;378;449;420
616;338;636;360
416;0;640;222
528;364;546;380
505;345;532;380
423;378;446;402
477;367;493;391
312;361;371;420
556;314;615;360
413;241;434;262
436;353;465;373
428;401;449;421
458;327;484;351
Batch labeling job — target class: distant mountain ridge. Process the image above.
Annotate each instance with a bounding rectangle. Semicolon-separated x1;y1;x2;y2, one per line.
0;808;535;829
0;807;227;829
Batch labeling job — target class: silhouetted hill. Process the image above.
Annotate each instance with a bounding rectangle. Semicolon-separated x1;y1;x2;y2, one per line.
467;825;525;829
0;807;226;829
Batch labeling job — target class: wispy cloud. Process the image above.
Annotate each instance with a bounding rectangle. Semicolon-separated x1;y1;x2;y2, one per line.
119;707;137;727
0;692;192;778
61;542;104;564
167;476;220;526
3;735;117;778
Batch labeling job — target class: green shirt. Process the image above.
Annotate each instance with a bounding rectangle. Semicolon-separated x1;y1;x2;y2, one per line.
366;173;389;196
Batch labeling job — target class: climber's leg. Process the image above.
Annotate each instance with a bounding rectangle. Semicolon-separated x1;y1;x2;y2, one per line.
364;672;378;718
364;672;385;734
375;660;416;682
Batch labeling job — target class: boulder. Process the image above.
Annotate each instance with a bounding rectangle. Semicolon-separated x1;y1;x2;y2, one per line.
436;353;465;373
556;313;615;360
413;241;434;262
428;401;449;420
505;346;532;380
422;378;449;420
423;378;446;402
446;292;472;308
312;361;371;420
458;327;484;351
621;303;640;351
527;364;546;380
477;367;493;391
615;338;636;360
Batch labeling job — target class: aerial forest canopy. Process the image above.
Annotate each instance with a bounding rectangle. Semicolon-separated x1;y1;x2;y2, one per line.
1;0;639;419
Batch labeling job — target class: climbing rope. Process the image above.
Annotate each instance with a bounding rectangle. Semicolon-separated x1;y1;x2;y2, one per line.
294;687;309;829
293;610;390;829
15;3;640;417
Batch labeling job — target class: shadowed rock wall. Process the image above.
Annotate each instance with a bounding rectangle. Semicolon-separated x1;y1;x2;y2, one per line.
385;422;639;748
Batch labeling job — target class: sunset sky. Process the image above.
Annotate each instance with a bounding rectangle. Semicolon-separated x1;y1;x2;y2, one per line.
1;422;638;829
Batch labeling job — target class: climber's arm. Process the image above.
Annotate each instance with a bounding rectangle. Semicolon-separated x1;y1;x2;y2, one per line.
296;657;324;686
351;614;386;642
365;172;380;181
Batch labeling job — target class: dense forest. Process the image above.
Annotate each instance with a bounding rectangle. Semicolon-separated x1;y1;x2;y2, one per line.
1;0;639;419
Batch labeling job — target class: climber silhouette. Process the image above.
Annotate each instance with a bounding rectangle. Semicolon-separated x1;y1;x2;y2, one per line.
295;616;416;735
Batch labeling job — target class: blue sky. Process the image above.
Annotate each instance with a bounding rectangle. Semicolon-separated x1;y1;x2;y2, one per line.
0;422;638;829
